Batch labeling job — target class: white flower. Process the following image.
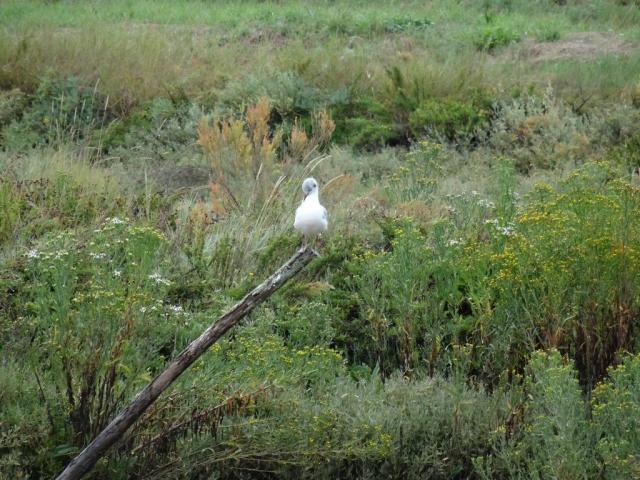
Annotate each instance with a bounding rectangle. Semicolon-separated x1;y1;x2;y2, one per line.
149;272;171;286
167;305;185;315
113;270;122;277
140;306;147;313
89;252;107;260
26;249;39;259
485;219;516;236
498;225;515;236
109;217;125;225
478;199;495;209
446;239;462;246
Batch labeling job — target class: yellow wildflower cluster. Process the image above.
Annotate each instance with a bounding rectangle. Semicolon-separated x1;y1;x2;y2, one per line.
209;334;344;381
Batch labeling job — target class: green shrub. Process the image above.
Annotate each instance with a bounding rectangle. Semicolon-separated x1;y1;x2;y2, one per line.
0;361;56;479
2;76;112;151
486;88;593;173
334;67;426;149
335;67;493;149
1;219;174;475
101;95;203;163
383;140;442;204
339;113;398;150
381;16;432;33
474;26;521;52
216;70;334;123
519;350;595;478
592;353;640;479
475;349;596;479
272;299;337;349
609;131;640;170
320;159;640;387
494;163;640;386
0;88;27;130
437;161;640;390
326;216;475;377
127;371;503;480
0;179;20;244
409;97;488;142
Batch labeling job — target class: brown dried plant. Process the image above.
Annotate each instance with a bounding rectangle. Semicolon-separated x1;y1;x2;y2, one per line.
197;98;333;215
289;122;309;159
246;97;270;151
313;109;336;147
185;200;211;270
198;97;283;181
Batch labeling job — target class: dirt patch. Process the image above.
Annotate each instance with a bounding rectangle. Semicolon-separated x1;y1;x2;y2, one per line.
523;31;633;63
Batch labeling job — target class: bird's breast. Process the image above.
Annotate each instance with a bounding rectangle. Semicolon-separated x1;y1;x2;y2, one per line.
294;203;328;234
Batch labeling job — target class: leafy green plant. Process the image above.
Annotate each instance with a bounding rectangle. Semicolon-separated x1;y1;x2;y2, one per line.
0;88;27;129
592;353;640;479
334;96;398;149
1;161;130;244
535;27;561;42
474;26;521;52
333;67;424;149
382;16;432;33
2;76;111;151
1;219;175;475
127;367;503;480
409;97;489;142
475;350;596;479
216;70;332;124
327;216;474;377
383;140;442;204
479;162;640;387
0;179;20;244
485;87;618;172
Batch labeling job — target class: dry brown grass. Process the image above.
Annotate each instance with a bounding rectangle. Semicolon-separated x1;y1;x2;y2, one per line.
197;97;335;216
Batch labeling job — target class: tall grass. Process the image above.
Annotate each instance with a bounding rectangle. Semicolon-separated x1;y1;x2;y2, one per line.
2;0;639;105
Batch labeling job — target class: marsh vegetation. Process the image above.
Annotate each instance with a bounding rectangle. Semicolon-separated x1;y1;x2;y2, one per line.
2;1;640;478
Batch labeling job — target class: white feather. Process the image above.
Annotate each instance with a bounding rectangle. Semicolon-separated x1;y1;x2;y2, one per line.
294;178;328;237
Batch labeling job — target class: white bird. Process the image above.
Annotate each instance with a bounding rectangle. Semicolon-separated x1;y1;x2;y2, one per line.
294;177;328;248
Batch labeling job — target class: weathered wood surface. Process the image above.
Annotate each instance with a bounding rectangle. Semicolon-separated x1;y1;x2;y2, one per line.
56;247;318;480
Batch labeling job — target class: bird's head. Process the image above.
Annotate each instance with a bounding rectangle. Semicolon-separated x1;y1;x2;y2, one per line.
301;177;319;198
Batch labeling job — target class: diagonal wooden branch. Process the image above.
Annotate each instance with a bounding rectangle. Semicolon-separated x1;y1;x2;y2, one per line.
56;247;319;480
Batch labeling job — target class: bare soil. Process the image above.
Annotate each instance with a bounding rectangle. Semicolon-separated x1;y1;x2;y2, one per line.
522;31;633;63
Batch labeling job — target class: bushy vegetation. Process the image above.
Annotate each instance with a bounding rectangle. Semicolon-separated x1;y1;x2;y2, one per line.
2;1;640;479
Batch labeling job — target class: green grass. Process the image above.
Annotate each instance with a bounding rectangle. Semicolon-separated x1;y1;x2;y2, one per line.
1;0;639;103
3;1;640;479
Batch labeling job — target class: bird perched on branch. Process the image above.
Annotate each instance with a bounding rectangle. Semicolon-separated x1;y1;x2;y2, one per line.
294;177;328;248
